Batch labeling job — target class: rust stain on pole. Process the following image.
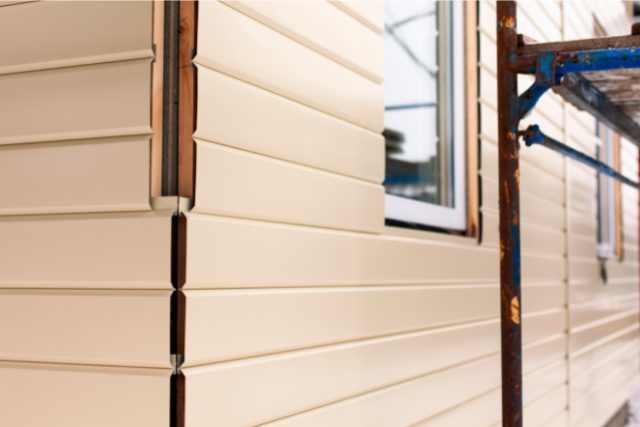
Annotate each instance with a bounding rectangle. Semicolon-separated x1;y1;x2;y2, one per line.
497;1;523;426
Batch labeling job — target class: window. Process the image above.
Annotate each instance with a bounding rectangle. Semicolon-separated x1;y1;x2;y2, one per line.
383;0;474;233
593;18;622;262
596;123;623;260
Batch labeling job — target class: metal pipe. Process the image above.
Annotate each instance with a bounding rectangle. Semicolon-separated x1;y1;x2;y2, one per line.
521;125;640;190
512;46;640;75
497;2;523;426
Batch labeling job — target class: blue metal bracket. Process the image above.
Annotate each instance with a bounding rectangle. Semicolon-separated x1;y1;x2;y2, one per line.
520;124;640;189
535;51;558;86
517;83;550;121
517;52;562;121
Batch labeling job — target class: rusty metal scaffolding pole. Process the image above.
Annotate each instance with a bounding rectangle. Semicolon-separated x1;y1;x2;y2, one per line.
497;2;522;426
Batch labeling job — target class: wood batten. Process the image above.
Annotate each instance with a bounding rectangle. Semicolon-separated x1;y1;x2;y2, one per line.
465;0;480;239
151;0;196;199
179;1;196;199
151;0;164;197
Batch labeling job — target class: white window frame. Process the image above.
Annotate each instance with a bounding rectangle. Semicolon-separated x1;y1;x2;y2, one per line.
384;1;467;231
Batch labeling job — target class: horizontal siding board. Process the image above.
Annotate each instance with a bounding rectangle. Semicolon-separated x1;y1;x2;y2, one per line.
523;310;565;344
0;212;172;289
195;66;384;183
0;136;151;215
193;140;384;233
0;59;151;146
185;213;499;289
224;0;383;82
570;211;597;239
570;297;637;330
0;362;170;427
184;285;499;366
483;211;565;257
479;31;497;75
478;1;496;40
571;282;638;306
195;1;382;132
572;363;638;427
0;1;152;75
262;355;500;427
522;253;565;284
183;312;557;426
482;136;565;205
0;289;171;367
570;326;638;378
570;311;638;354
483;176;565;230
328;0;383;34
522;385;566;427
523;361;566;408
572;342;639;400
523;335;566;376
570;186;596;217
183;320;500;427
523;284;565;313
418;387;501;427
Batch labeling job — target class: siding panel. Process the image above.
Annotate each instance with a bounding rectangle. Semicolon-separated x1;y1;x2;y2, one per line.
195;1;383;132
185;214;498;289
328;1;383;34
0;362;170;427
0;290;171;367
195;66;384;183
262;355;500;427
183;285;498;366
0;59;152;145
0;1;152;74
183;320;500;427
193;140;384;233
0;212;172;289
224;0;383;82
0;136;151;215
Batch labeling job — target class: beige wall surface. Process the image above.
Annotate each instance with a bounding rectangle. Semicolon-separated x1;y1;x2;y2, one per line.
1;1;637;426
184;1;638;426
0;1;173;426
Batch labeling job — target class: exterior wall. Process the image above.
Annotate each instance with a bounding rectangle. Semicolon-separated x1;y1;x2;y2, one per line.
0;1;636;426
562;2;640;426
185;1;638;426
0;2;172;426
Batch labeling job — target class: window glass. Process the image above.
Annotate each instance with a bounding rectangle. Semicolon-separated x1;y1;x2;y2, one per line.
383;0;466;230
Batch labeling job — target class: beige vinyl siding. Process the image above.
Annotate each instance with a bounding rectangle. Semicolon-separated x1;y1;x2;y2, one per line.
0;361;170;427
562;1;640;426
183;0;573;425
193;141;384;233
194;67;384;183
0;136;150;215
224;0;383;83
0;212;172;289
0;2;171;425
0;289;171;367
195;0;383;132
0;0;152;75
0;58;152;146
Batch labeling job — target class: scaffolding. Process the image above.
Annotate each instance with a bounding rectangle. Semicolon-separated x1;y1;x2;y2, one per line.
496;2;640;426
